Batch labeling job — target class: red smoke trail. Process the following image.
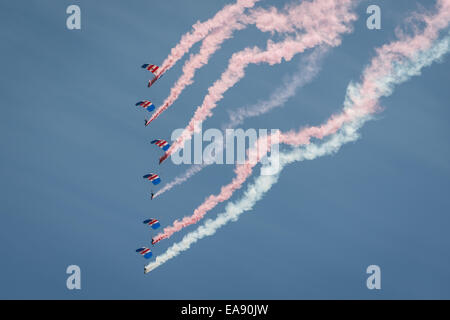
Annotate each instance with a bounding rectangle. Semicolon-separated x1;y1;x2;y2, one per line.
153;0;450;242
147;2;256;126
158;0;259;76
150;0;340;126
159;0;357;163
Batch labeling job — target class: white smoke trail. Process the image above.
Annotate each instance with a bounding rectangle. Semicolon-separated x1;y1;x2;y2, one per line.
145;33;450;273
154;47;329;198
154;164;204;197
145;122;363;273
226;46;329;128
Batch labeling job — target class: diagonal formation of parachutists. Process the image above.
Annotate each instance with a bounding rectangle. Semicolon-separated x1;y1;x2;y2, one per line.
129;0;450;274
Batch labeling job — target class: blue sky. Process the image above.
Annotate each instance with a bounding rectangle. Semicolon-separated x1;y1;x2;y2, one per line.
1;0;449;299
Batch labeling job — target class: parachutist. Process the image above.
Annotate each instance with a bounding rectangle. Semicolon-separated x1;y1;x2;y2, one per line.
151;237;162;246
142;64;165;90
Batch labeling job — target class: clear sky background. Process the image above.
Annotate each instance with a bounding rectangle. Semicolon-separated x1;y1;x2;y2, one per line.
1;0;449;299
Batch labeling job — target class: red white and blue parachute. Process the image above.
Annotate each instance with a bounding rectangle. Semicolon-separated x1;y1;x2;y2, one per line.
142;64;164;88
136;100;155;112
142;64;160;74
136;247;152;259
143;173;161;185
151;139;170;151
143;218;160;229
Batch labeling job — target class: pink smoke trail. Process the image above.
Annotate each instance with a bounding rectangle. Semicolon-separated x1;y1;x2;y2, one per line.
147;4;255;125
153;0;450;243
157;0;260;77
147;0;334;126
149;0;334;126
159;0;357;163
154;46;328;198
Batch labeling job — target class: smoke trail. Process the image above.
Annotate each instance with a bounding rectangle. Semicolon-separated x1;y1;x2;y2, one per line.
146;31;450;273
227;46;329;128
159;0;260;75
154;46;329;198
159;0;357;163
154;164;204;198
152;0;450;243
148;1;260;125
145;124;362;273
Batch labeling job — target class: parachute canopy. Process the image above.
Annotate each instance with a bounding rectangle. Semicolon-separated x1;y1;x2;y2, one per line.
143;218;160;229
151;139;170;151
142;64;160;75
136;247;152;259
136;100;155;112
143;173;161;185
